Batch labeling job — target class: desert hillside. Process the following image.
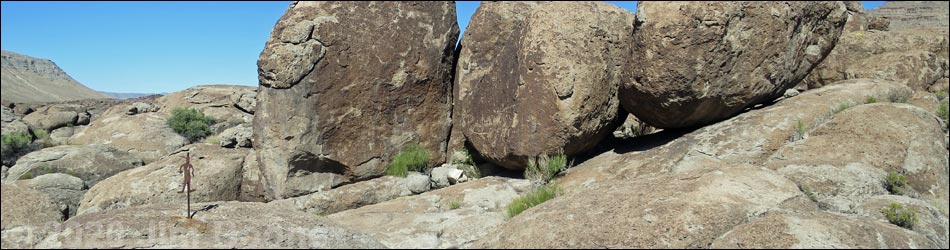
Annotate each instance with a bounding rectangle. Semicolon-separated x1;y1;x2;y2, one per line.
1;50;111;103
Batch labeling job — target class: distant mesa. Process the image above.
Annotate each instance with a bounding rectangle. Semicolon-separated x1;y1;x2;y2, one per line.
1;50;112;103
98;92;163;100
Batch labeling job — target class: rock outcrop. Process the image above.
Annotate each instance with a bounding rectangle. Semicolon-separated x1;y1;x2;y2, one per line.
869;1;950;31
14;173;85;219
21;104;90;132
4;144;144;187
0;50;111;103
619;2;848;129
330;177;533;249
270;173;431;216
155;85;256;133
1;106;29;137
516;79;949;248
76;144;250;215
0;183;63;230
455;1;633;169
802;28;949;91
69;101;189;163
35;202;386;249
255;1;459;198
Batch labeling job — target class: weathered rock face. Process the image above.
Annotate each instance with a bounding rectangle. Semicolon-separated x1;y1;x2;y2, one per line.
619;2;848;129
218;123;253;148
76;144;250;215
15;173;85;219
0;182;63;230
456;2;633;169
5;144;144;187
766;103;949;212
869;1;950;31
255;1;459;199
270;174;431;216
34;202;386;249
330;177;533;249
803;29;950;90
69;102;189;163
536;79;948;248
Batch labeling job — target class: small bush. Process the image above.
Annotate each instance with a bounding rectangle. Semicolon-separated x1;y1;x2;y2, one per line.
33;129;49;140
885;90;910;103
881;203;917;229
937;102;948;130
449;200;462;210
507;184;560;219
167;107;215;143
525;153;569;185
2;132;33;155
789;119;807;142
385;143;432;177
831;102;856;114
884;172;908;195
865;96;879;104
18;172;34;180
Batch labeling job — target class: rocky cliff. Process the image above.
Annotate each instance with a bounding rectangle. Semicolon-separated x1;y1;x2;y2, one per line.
869;1;950;30
1;50;111;103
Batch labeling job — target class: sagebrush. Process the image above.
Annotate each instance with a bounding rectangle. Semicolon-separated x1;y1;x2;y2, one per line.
167;107;215;142
525;153;569;185
881;203;917;229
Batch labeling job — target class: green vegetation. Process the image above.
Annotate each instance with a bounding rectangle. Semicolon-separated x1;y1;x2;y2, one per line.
881;203;917;229
865;96;879;104
203;135;222;145
885;90;910;103
449;200;462;210
831;102;857;114
167;107;215;143
385;143;432;177
451;148;475;166
790;119;807;142
935;91;948;101
507;184;561;219
18;172;34;180
33;129;49;140
1;132;33;157
525;153;569;185
937;102;948;130
884;172;908;195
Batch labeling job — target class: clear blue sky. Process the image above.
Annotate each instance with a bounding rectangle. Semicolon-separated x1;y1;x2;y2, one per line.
1;1;887;94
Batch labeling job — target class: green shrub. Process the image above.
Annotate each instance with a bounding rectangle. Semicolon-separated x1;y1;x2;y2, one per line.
167;107;215;142
385;143;432;177
525;153;569;185
881;203;917;229
865;96;879;104
937;102;948;129
33;129;49;140
449;200;462;210
884;172;908;195
885;90;910;103
789;119;807;142
831;102;856;114
18;172;34;180
1;132;33;157
507;184;560;219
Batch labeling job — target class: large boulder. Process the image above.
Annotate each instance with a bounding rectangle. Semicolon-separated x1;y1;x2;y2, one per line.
76;144;250;215
456;2;633;169
21;104;90;132
35;202;385;249
330;177;533;249
254;1;459;199
0;182;63;230
15;173;85;219
69;102;189;163
4;144;144;187
803;29;950;90
619;2;848;129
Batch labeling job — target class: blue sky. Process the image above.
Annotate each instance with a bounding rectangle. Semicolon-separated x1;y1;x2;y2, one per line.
1;1;887;94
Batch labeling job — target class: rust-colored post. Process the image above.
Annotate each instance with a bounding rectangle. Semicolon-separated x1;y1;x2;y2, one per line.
178;152;196;218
